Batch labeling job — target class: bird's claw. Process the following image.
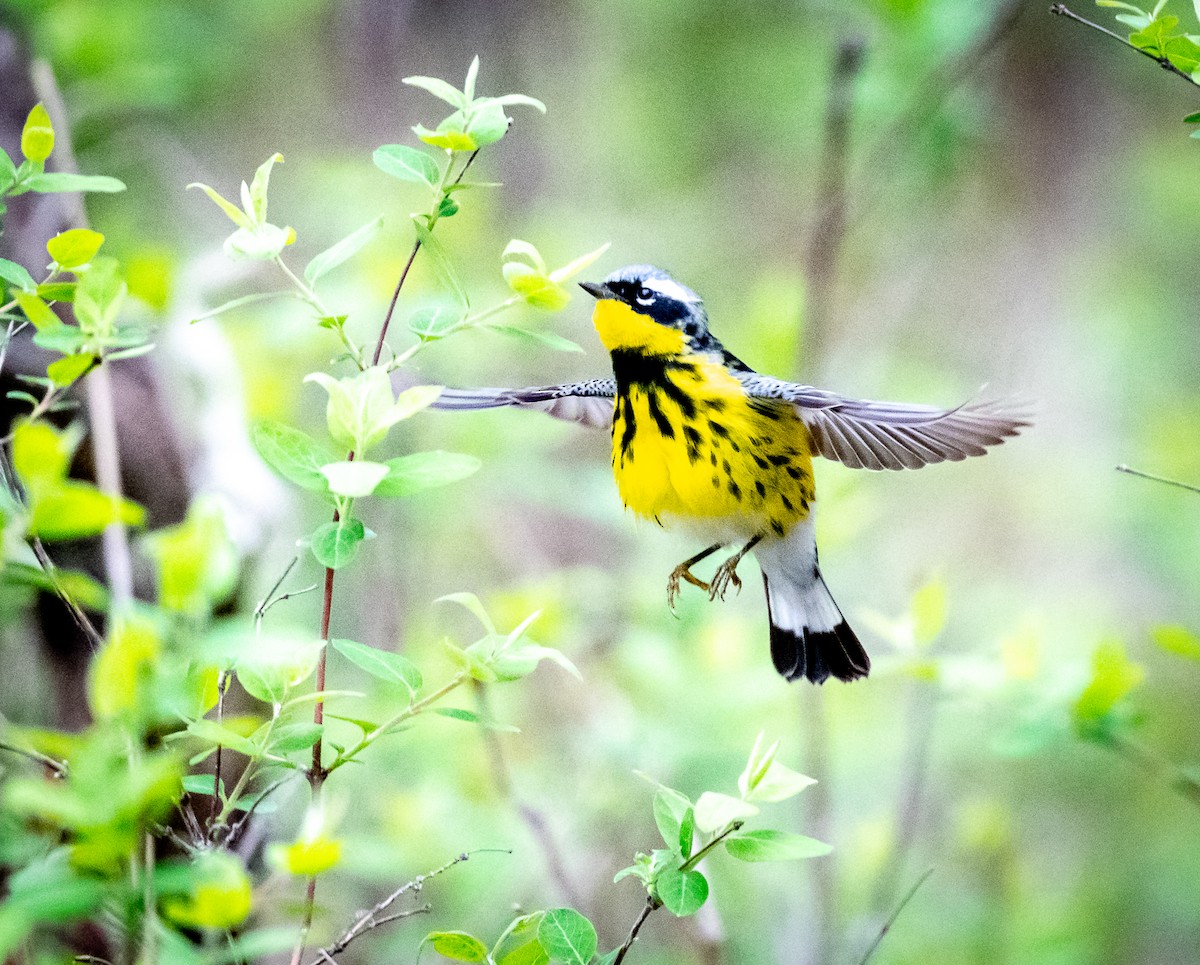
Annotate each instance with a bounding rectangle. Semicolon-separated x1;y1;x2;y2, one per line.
667;564;710;612
708;559;743;601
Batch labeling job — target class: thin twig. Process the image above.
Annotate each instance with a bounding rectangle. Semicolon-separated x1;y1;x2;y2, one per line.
303;851;486;965
1050;4;1200;88
858;867;935;965
31;536;104;650
0;738;68;776
254;556;300;622
224;777;293;848
1116;464;1200;496
612;899;658;965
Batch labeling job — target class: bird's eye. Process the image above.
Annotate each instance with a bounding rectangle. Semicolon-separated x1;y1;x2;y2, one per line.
635;287;655;305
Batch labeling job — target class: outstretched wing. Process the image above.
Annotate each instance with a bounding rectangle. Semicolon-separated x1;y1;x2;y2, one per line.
742;376;1030;471
432;381;617;430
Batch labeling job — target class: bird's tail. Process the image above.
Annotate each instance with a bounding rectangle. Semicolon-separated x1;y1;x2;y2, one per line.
753;519;870;684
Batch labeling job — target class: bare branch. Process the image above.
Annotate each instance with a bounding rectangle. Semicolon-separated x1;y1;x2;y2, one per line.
612;899;658;965
1116;464;1200;496
858;867;935;965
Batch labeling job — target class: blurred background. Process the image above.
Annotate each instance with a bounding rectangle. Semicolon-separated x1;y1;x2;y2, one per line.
2;0;1199;962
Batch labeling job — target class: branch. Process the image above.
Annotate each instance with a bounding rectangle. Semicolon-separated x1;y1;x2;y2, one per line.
612;899;658;965
1116;463;1200;495
303;851;487;965
858;867;935;965
1050;4;1200;88
0;738;68;777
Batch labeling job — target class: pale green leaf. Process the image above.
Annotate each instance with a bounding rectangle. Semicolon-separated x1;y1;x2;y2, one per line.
693;791;759;833
655;867;708;917
724;829;832;862
319;460;389;498
372;145;439;186
332;638;422;697
304;217;384;286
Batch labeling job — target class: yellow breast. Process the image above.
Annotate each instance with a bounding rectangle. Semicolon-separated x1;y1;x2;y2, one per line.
610;355;814;540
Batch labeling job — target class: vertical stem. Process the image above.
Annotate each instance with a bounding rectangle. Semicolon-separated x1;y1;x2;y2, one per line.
801;690;838;965
802;37;866;377
87;365;135;613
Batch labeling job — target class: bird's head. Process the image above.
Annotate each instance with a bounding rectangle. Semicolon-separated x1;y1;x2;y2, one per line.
581;265;711;356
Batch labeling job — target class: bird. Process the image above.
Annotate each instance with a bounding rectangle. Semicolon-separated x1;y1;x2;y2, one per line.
433;265;1029;684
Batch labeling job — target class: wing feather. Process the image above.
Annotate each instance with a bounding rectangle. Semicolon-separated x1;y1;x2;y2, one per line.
432;382;616;430
743;376;1030;471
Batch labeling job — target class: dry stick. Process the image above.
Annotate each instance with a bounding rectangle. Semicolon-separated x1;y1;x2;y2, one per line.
1116;464;1200;496
1050;3;1200;89
857;867;935;965
473;681;585;910
290;147;483;965
303;852;477;965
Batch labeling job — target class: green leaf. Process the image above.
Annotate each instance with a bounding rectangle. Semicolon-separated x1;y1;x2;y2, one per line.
413;122;478;153
435;592;497;633
548;241;611;284
310;517;366;570
1072;640;1144;729
182;774;224;797
0;257;36;294
412;219;469;307
374;450;481;498
422;931;489;962
536;908;598;965
655;867;709;917
304;217;384;286
23;172;125;194
188;181;251;227
304;367;431;455
679;807;695;858
47;229;105;270
403;75;469;108
252;421;332;494
88;614;161;720
1185;110;1200;123
463;56;480;101
465;100;510;147
269;722;325;752
488;325;584;353
46;353;95;388
320;459;389;498
248;153;283;223
185;718;257;757
437;196;459;218
484;93;548;113
1151;624;1200;661
74;256;126;340
653;786;693;849
911;577;947;647
498;940;551;965
409;304;466;341
0;145;15;189
37;281;76;302
332;638;422;696
432;707;520;732
13;291;62;330
693;792;759;833
30;482;145;540
21;103;54;163
373;145;439;186
724;829;833;862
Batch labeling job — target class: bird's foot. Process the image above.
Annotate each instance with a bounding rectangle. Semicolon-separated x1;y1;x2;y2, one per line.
667;564;711;612
708;554;746;601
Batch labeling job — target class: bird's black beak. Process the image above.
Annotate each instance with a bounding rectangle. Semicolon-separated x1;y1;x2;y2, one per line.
579;280;614;300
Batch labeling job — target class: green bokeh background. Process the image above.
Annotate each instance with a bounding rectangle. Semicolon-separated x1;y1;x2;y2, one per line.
2;0;1199;962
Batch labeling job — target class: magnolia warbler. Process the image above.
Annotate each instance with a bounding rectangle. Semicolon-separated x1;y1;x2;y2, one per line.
435;266;1028;684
